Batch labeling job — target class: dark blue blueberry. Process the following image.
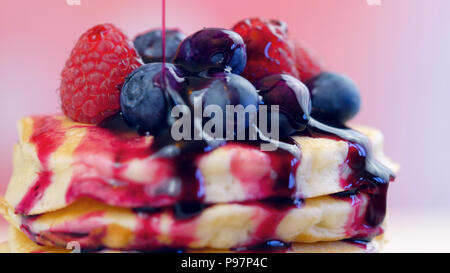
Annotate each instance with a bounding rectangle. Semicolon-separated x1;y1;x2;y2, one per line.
256;74;311;135
134;29;186;63
306;72;361;125
120;63;186;134
173;28;247;75
187;73;260;137
188;73;259;129
190;73;259;110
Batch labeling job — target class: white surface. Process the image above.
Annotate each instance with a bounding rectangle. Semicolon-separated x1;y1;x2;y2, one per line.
384;208;450;253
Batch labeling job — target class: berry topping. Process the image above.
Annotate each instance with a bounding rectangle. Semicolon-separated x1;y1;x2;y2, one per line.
294;42;323;81
232;18;297;83
195;73;258;110
306;72;361;125
60;24;142;124
256;74;311;134
120;63;185;134
232;18;322;83
191;73;259;110
134;28;186;63
173;28;247;75
185;73;260;135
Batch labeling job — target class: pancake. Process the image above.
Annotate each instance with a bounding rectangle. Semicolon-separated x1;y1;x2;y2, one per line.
5;115;398;215
3;225;382;253
1;192;381;250
0;241;9;253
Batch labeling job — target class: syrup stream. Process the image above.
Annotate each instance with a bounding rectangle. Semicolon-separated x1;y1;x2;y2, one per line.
161;0;167;86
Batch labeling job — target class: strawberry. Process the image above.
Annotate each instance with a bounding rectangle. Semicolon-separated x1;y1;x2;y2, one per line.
60;24;142;124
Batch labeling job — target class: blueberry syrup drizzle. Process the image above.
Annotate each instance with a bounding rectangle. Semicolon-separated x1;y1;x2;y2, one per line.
147;130;207;207
142;115;394;234
15;117;65;215
307;118;395;238
15;115;394;248
161;0;166;84
65;116;172;208
145;131;301;216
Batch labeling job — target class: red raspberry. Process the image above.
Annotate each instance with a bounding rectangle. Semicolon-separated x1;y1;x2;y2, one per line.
232;18;322;83
60;24;142;124
294;42;323;81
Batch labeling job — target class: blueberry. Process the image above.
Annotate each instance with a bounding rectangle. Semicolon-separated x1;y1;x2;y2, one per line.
189;73;259;110
120;63;186;134
256;74;311;135
305;72;361;125
197;74;257;109
185;73;260;137
173;28;247;75
134;29;186;63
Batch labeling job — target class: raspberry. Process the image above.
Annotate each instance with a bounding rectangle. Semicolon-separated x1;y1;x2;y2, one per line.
232;18;322;83
294;42;323;81
60;24;142;124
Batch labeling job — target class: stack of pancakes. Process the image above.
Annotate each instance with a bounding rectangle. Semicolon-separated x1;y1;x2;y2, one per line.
0;115;397;253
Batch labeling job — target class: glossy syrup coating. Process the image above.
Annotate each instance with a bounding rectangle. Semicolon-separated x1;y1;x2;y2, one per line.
306;118;395;236
173;28;247;75
256;74;311;135
13;115;394;249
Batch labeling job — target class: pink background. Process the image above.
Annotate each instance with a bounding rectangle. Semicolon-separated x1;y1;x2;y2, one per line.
1;0;449;251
